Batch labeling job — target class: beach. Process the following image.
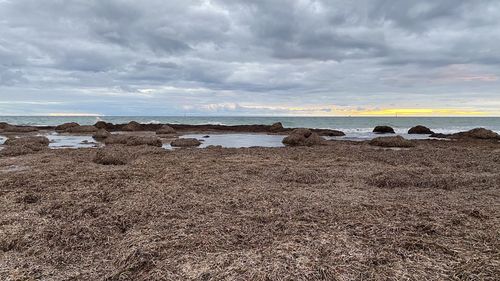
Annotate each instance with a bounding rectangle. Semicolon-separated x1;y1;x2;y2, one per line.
1;126;499;280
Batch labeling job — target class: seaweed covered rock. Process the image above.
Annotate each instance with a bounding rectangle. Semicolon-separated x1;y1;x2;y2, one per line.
170;138;201;147
0;122;10;130
55;122;79;132
282;129;325;146
104;135;162;147
269;122;284;132
373;126;395;134
408;125;434;134
93;147;130;165
156;125;176;135
66;125;98;133
369;136;415;148
451;128;500;140
122;121;142;131
1;136;50;156
93;129;111;140
4;136;50;146
315;129;345;137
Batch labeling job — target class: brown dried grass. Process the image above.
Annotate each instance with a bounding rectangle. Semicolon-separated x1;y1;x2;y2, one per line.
0;140;499;280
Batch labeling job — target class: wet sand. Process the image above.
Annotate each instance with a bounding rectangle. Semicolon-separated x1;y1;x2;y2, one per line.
0;138;499;280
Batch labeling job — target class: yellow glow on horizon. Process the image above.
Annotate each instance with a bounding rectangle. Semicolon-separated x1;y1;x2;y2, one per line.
351;108;488;117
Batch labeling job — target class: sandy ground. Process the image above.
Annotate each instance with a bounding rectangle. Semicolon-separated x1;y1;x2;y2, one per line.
0;140;499;280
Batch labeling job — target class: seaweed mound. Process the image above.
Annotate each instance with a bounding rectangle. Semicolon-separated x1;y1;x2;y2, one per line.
3;125;39;133
93;147;130;165
373;126;395;134
1;136;50;156
170;138;201;147
282;129;325;146
408;125;434;134
369;136;415;148
94;121;114;130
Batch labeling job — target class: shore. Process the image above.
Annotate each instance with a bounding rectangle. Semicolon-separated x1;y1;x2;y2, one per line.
1;138;499;280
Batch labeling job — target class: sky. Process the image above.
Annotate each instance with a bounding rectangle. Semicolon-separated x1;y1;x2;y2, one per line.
0;0;500;116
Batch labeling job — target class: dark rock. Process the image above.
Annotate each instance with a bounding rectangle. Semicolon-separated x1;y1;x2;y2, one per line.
373;126;395;134
269;122;284;132
66;125;98;133
105;135;162;147
122;121;142;131
451;128;500;140
430;133;450;139
4;136;50;146
3;125;39;133
93;129;111;140
95;121;113;129
156;125;176;135
408;125;434;134
282;129;325;146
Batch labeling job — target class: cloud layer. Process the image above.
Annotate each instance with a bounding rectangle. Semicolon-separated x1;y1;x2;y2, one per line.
0;0;499;116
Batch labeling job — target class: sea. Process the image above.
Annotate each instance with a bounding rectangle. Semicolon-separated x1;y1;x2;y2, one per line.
1;116;500;147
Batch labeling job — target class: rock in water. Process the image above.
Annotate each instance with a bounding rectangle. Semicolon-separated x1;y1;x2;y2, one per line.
373;126;395;134
171;138;202;147
369;136;415;148
105;135;162;147
408;125;434;134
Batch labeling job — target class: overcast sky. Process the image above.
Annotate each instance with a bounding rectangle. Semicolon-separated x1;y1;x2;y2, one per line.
1;0;499;116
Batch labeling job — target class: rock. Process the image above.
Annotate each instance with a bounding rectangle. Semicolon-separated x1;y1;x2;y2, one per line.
122;121;142;131
369;136;415;148
451;128;500;140
4;136;50;147
373;126;395;134
104;135;162;147
282;129;325;146
202;135;210;138
156;125;176;135
55;122;79;131
430;133;450;139
93;147;130;165
93;129;111;140
95;121;113;129
0;122;9;129
206;145;222;149
3;125;39;133
270;122;284;132
408;125;434;134
1;136;50;156
170;138;202;147
315;129;345;137
66;125;98;133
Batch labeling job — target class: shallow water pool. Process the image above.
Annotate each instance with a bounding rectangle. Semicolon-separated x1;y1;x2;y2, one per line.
163;133;286;149
46;133;100;149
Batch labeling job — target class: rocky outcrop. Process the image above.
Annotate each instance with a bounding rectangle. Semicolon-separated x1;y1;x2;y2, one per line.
450;128;500;140
66;125;98;133
4;136;50;146
94;121;114;130
369;136;415;148
156;125;176;135
93;129;111;140
170;138;202;147
282;129;325;146
408;125;434;134
1;136;50;156
314;129;345;137
122;121;142;131
3;125;39;133
55;122;79;132
269;122;284;132
373;126;395;134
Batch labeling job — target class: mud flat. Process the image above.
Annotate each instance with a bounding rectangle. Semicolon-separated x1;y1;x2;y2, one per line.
0;139;499;280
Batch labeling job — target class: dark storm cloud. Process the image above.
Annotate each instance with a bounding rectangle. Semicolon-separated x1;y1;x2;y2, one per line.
0;0;499;115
